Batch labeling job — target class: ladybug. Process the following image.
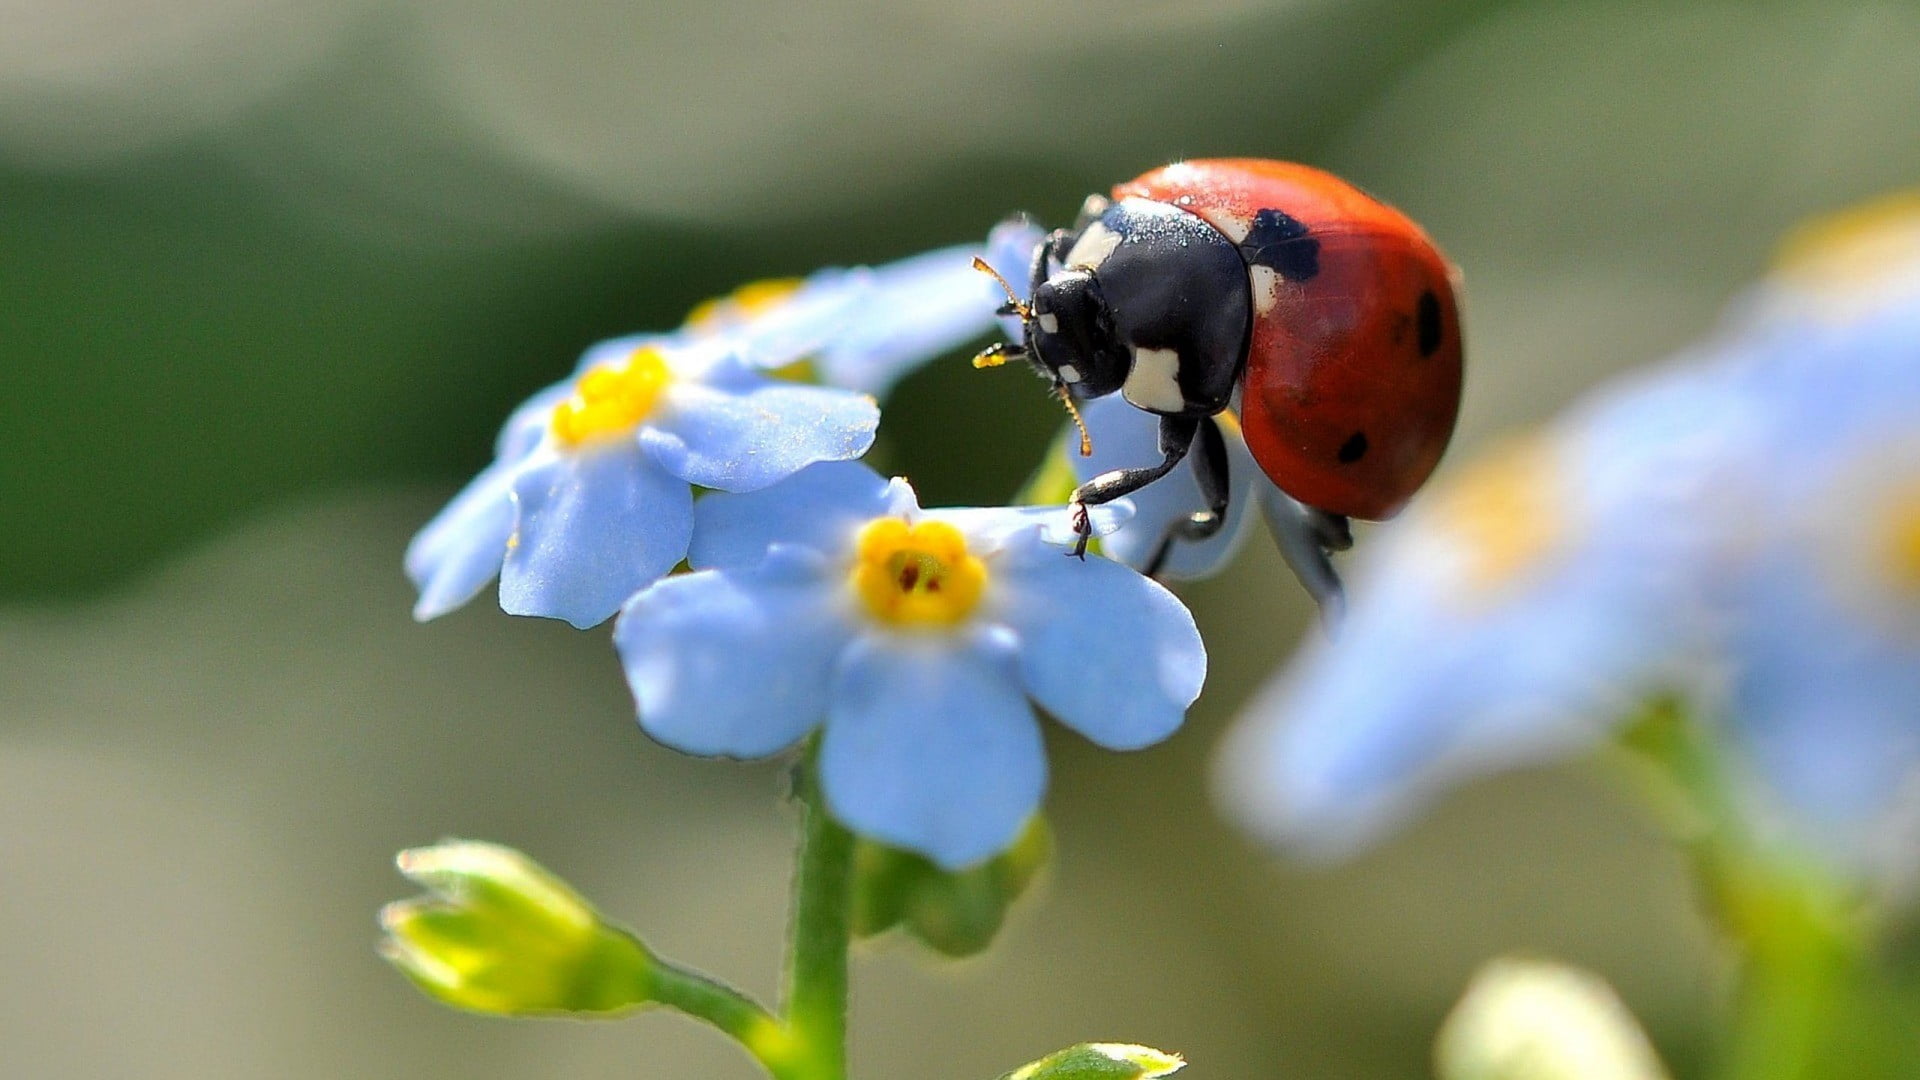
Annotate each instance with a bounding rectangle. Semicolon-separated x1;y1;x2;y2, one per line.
977;159;1463;611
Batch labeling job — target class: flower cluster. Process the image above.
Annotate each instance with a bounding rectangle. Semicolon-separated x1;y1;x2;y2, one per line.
1219;193;1920;880
406;220;1204;868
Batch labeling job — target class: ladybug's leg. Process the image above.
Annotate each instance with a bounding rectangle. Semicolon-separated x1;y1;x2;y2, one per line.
1259;488;1351;626
1067;415;1201;558
1142;415;1232;578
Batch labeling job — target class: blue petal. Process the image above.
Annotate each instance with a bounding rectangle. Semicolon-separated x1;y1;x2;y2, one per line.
994;534;1203;750
704;278;865;374
1070;394;1258;579
812;239;1030;396
643;365;878;493
689;461;916;570
714;223;1045;396
498;446;694;629
495;381;570;461
1729;566;1920;838
405;457;518;622
614;547;852;758
821;630;1046;869
924;501;1133;551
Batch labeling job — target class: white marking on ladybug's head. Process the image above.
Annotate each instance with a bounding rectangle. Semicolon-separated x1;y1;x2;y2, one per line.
1037;311;1060;334
1249;264;1281;317
1065;223;1122;270
1122;346;1186;412
1057;364;1082;384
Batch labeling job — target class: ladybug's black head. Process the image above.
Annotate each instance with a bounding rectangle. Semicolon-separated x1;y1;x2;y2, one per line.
1026;268;1130;398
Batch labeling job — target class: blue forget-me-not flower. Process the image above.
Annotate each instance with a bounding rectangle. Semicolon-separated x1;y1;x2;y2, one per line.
612;461;1205;869
405;339;878;629
405;222;1047;631
1220;192;1920;879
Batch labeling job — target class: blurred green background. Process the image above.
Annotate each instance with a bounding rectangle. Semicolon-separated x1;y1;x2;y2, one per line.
5;1;1919;1076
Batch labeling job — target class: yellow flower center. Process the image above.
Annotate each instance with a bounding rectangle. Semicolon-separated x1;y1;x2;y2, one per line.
1426;436;1566;598
683;277;805;331
1875;483;1920;599
550;347;673;447
849;517;987;628
1771;190;1920;313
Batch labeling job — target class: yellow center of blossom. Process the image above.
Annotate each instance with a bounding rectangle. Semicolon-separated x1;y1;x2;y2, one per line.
1426;436;1567;597
683;277;805;331
550;347;673;447
1875;483;1920;599
849;518;987;628
1771;190;1920;310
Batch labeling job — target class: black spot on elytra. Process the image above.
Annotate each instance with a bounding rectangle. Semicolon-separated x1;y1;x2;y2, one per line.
1337;431;1369;464
1239;208;1321;282
1416;289;1443;356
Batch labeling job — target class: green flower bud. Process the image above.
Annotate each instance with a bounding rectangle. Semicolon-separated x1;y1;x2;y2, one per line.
853;817;1051;957
1435;957;1671;1080
998;1043;1185;1080
379;840;653;1016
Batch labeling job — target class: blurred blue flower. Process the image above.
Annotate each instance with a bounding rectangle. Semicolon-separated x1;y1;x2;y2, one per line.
612;461;1204;869
406;341;878;629
1712;249;1920;875
1219;193;1920;876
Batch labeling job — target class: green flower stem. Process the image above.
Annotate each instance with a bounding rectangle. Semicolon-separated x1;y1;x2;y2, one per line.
646;957;801;1078
1612;701;1892;1080
782;756;856;1080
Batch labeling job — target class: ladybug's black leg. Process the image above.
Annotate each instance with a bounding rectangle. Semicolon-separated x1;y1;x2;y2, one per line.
1142;415;1232;578
1067;414;1201;558
1259;488;1350;628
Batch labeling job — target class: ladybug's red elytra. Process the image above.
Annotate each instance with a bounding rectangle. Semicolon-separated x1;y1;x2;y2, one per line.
979;159;1464;613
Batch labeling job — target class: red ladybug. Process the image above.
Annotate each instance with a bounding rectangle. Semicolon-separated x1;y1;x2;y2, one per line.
980;159;1463;609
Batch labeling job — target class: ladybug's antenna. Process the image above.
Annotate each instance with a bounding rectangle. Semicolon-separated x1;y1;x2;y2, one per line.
971;255;1089;455
1056;383;1093;457
971;257;1031;319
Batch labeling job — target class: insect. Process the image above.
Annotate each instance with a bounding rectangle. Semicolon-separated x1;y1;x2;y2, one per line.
975;159;1463;614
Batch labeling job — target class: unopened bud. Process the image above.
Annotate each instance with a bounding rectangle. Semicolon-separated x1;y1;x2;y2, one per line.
1435;957;1670;1080
854;816;1051;957
1000;1043;1185;1080
379;840;652;1016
